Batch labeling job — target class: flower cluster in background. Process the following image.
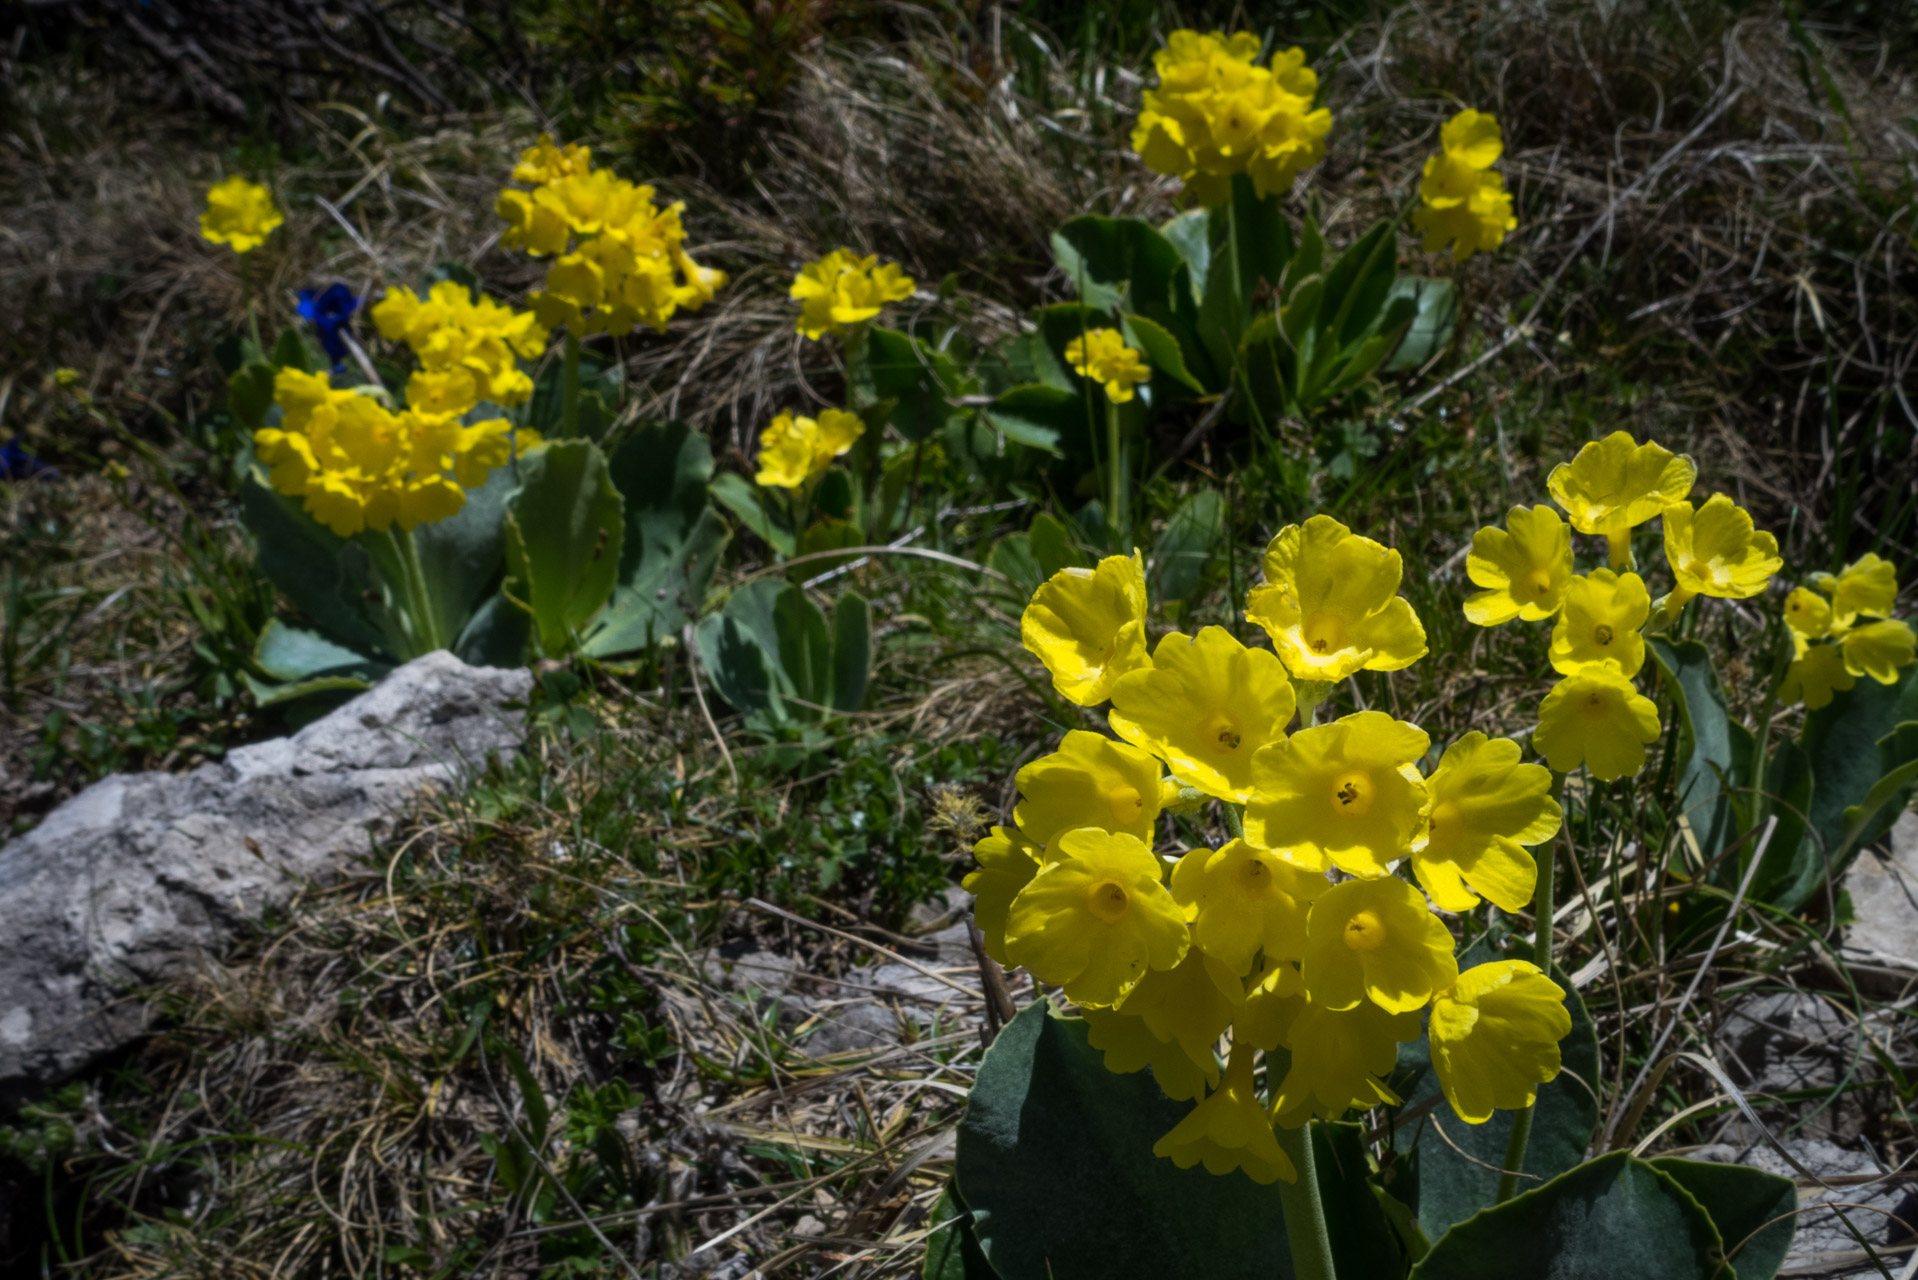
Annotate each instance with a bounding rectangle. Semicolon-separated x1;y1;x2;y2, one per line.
1412;110;1519;262
1783;555;1917;707
753;408;865;490
790;248;916;340
199;175;282;254
1131;30;1333;206
372;281;548;415
495;134;727;336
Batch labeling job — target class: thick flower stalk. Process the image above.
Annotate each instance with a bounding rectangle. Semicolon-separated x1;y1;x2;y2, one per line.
1412;109;1518;263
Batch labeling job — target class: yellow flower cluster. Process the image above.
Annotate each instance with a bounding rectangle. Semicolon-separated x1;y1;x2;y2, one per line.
1064;328;1151;403
790;249;916;340
255;370;537;539
495;134;727;336
1131;30;1334;207
199;176;283;254
1466;431;1782;779
1781;555;1915;708
1412;109;1518;263
753;408;865;490
372;281;549;416
974;521;1572;1185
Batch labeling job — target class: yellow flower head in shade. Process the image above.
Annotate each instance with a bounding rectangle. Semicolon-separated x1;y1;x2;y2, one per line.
1020;552;1150;706
1548;570;1651;678
1003;828;1189;1007
1533;668;1662;781
1780;638;1855;710
372;281;549;415
1412;733;1561;913
1244;515;1428;682
1244;711;1431;876
1430;960;1572;1124
1171;839;1329;974
1118;946;1244;1067
1463;505;1574;625
1784;586;1835;638
1270;996;1423;1127
1108;627;1296;803
1084;1007;1216;1101
790;248;916;340
200;176;284;253
1841;619;1917;684
1064;328;1151;404
1012;730;1164;851
962;827;1042;967
1663;495;1782;605
512;134;593;185
752;409;864;490
1299;875;1459;1014
1233;957;1308;1051
1814;552;1899;626
1546;432;1696;567
1412;110;1516;263
1154;1046;1296;1184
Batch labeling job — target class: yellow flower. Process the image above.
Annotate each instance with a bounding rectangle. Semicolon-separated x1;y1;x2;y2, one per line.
1662;495;1782;607
1170;839;1328;974
1840;619;1917;684
1084;1008;1216;1101
1463;505;1574;625
1548;570;1650;677
753;409;864;490
1270;995;1422;1127
1430;961;1571;1124
1003;828;1189;1007
1064;328;1151;404
1108;626;1295;802
1546;432;1696;568
199;176;283;254
1117;946;1244;1066
1020;552;1150;706
1154;1046;1296;1184
1780;639;1854;710
963;827;1042;966
1300;875;1458;1014
1412;111;1516;262
1244;711;1431;877
790;248;916;339
1412;733;1561;913
1533;668;1661;781
1012;730;1164;851
512;133;593;185
1244;515;1428;682
1815;553;1899;626
372;281;549;414
1412;173;1516;263
1784;586;1834;638
1232;958;1307;1051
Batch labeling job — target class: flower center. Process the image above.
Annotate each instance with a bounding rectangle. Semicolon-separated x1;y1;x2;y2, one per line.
1525;568;1555;597
1427;799;1463;847
1236;853;1277;900
1107;784;1145;826
1086;879;1131;923
1330;770;1375;817
1303;611;1349;656
1203;710;1244;752
1343;908;1387;951
1594;624;1615;647
1684;558;1714;584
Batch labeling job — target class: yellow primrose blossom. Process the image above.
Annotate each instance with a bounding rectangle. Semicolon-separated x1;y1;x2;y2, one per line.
1154;1045;1295;1184
1430;961;1571;1124
199;176;283;254
1533;668;1661;781
1413;733;1561;913
1108;627;1295;803
1170;839;1328;974
1271;996;1422;1127
1012;730;1164;850
963;827;1042;966
1084;1008;1216;1101
752;409;864;490
1003;828;1189;1007
1815;553;1899;626
1118;946;1244;1066
1662;495;1783;608
1784;586;1834;638
1300;875;1459;1014
790;248;915;340
1548;570;1650;677
1546;432;1696;568
1245;515;1428;682
373;281;549;414
1780;639;1855;710
1463;504;1574;625
512;133;593;185
1840;619;1917;684
1244;711;1431;876
1064;328;1151;403
1412;110;1517;263
1233;958;1307;1051
1020;552;1150;705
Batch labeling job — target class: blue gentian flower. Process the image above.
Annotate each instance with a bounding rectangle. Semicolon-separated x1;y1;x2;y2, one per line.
297;283;361;369
0;437;56;482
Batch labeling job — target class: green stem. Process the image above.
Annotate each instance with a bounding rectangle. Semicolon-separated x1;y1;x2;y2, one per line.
1498;770;1564;1203
1106;397;1127;553
398;527;444;654
1274;1122;1337;1280
241;257;264;355
561;330;582;439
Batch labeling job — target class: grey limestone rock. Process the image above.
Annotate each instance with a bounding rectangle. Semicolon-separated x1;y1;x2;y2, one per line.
0;651;530;1100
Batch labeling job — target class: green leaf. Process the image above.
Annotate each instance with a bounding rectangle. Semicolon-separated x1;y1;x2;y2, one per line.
710;472;796;557
1408;1153;1726;1280
1121;313;1204;394
831;591;871;714
1650;637;1740;872
869;327;969;441
1383;278;1459;373
1803;664;1918;877
414;463;517;652
1838;745;1918;865
1226;172;1296;310
227;361;279;430
983;384;1081;457
695;579;792;722
1320;218;1400;351
454;590;530;668
1740;735;1822;911
773;583;834;711
1028;512;1088;580
1159;209;1211;300
240;670;376;707
1647;1156;1797;1280
1151;490;1222;607
1051;216;1183;314
790;517;865;583
1391;938;1601;1242
253;618;383;683
502;441;624;656
270;326;316;374
923;1186;1000;1280
238;468;396;658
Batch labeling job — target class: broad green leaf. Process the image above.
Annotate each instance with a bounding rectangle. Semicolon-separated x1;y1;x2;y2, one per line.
710;472;796;557
502;440;624;656
414;463;516;651
1383;278;1459;373
239;468;396;658
773;583;834;712
1151;489;1223;607
1408;1153;1725;1280
270;326;316;374
1226;173;1296;311
1838;746;1918;866
1647;1156;1797;1280
1803;665;1918;876
240;669;375;707
1321;218;1400;350
1028;512;1088;580
987;532;1043;596
1121;313;1204;393
923;1187;999;1280
1650;638;1740;872
1051;216;1183;314
789;517;864;584
983;385;1079;458
253;618;382;683
227;361;278;429
454;590;530;668
1740;735;1822;911
1159;209;1211;301
869;327;970;441
831;591;872;714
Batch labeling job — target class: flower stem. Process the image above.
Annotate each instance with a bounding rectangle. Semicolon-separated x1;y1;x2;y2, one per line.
561;329;582;439
241;256;264;355
1274;1122;1337;1280
1498;770;1564;1202
1106;398;1127;553
396;527;444;655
